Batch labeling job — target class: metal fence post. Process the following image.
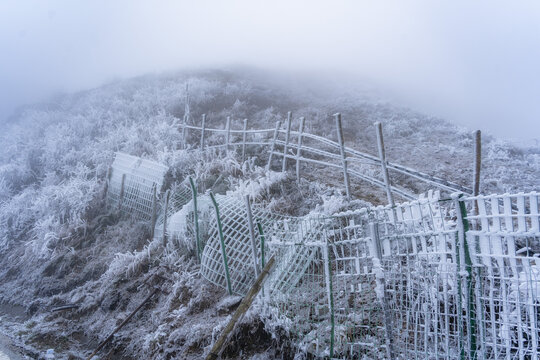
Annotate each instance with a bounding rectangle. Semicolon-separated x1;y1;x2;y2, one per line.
256;221;267;299
454;194;478;360
266;121;281;172
189;177;202;262
162;190;170;247
375;122;395;208
150;183;157;239
118;173;126;211
200;114;206;150
242;119;248;162
210;192;233;295
369;222;395;360
334;113;351;201
282;111;292;172
226;116;231;150
296;117;305;183
473;130;482;217
322;241;335;358
244;196;260;277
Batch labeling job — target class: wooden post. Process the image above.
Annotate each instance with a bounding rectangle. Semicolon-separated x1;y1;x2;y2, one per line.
205;256;276;360
200;114;206;150
282;111;292;172
244;195;260;277
150;184;157;239
86;287;159;360
369;222;395;360
225;116;231;150
335;113;351;201
118;173;126;211
375;122;395;207
296;117;305;183
162;190;170;247
266;121;281;172
242;119;248;162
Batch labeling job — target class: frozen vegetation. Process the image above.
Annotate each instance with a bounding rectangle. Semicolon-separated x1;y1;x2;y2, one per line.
0;69;538;359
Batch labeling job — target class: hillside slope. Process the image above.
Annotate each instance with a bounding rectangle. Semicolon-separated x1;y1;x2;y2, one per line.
0;69;538;359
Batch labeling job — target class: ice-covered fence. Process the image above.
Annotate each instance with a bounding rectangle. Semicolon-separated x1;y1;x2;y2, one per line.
107;152;168;221
144;168;537;358
199;194;299;295
257;192;455;358
176;113;472;203
460;192;540;359
220;191;538;359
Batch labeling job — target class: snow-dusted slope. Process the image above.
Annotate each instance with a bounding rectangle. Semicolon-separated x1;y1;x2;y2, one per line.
0;69;537;359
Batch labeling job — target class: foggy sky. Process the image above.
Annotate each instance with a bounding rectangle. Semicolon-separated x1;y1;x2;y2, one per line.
1;1;539;142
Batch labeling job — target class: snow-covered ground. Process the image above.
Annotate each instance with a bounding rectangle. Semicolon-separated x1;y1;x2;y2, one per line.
0;69;538;359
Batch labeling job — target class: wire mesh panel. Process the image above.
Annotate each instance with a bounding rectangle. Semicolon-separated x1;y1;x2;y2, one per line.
152;184;193;245
326;213;387;358
372;196;471;359
262;216;336;358
199;194;295;295
107;152;168;221
463;192;540;360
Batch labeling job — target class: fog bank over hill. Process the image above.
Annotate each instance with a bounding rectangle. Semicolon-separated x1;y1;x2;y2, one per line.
1;1;539;141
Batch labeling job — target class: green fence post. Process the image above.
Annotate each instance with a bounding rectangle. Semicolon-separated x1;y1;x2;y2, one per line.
256;221;266;299
162;190;170;247
210;192;233;295
322;240;335;358
257;222;265;269
454;194;477;360
369;222;395;360
189;177;202;262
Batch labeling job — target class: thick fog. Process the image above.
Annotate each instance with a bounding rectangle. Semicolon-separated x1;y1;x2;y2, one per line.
1;1;539;141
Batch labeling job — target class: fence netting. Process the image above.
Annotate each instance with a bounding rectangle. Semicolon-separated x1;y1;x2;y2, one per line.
107;152;168;221
257;192;538;359
105;151;538;359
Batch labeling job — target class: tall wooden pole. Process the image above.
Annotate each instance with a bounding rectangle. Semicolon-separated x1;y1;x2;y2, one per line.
205;256;276;360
